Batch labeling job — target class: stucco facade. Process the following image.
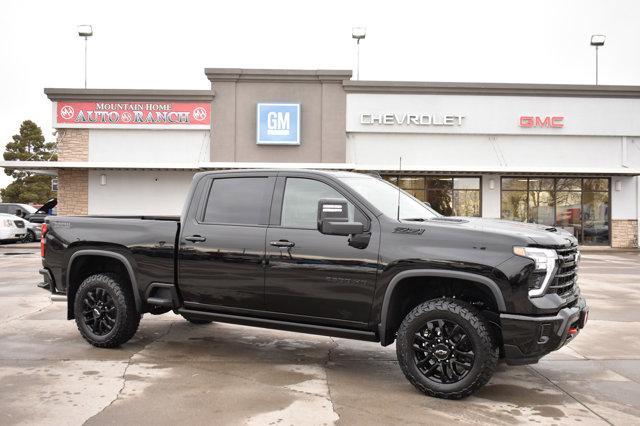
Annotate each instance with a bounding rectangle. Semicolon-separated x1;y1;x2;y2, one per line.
1;68;639;247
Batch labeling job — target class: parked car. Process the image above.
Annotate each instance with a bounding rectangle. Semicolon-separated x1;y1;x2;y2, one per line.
40;170;588;399
0;214;28;243
0;202;37;219
0;213;42;242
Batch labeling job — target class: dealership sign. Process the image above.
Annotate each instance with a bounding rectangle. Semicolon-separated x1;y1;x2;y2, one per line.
360;113;465;127
54;101;211;129
256;103;300;145
519;115;564;128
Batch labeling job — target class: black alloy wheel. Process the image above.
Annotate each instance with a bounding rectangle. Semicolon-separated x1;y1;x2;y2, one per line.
396;298;498;399
74;273;140;348
82;287;117;336
412;319;475;384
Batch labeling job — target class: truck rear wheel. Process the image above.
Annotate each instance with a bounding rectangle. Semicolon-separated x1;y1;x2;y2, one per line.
74;273;140;348
396;298;498;399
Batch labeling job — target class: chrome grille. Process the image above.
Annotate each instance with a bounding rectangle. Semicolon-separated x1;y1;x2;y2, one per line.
14;220;25;228
548;246;579;296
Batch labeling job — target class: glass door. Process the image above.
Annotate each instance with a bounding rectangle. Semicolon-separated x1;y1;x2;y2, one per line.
581;179;610;245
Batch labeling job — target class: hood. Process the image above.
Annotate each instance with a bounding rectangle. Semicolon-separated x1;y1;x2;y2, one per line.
426;216;577;247
0;213;24;227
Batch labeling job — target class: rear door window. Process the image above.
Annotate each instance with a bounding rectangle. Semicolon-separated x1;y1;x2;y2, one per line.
202;177;273;225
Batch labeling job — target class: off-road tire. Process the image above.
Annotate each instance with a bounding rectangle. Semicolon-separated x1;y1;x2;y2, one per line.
182;315;213;325
74;273;140;348
396;298;498;399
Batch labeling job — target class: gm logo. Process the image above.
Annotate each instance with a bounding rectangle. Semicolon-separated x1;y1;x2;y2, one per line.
257;103;300;145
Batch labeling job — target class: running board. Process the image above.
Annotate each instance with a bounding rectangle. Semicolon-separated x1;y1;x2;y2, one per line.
178;308;379;342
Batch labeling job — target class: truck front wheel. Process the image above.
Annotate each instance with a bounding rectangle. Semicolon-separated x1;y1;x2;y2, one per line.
74;273;140;348
396;298;498;399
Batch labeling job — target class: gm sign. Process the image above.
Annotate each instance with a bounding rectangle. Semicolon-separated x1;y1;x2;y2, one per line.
257;103;301;145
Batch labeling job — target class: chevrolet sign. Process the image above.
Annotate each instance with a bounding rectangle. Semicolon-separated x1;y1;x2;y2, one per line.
360;113;465;126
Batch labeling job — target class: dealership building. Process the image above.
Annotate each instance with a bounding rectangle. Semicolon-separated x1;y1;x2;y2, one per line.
2;68;640;248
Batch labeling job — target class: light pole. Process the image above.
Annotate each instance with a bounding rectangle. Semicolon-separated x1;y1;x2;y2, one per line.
590;34;605;85
78;25;93;88
352;27;366;80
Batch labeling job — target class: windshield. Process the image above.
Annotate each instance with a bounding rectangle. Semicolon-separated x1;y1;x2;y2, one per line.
339;175;441;221
21;204;37;214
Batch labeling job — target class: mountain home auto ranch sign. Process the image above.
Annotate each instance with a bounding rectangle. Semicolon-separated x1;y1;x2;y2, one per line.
360;113;465;127
54;101;211;129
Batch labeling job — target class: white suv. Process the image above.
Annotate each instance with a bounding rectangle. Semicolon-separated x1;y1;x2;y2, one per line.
0;214;28;243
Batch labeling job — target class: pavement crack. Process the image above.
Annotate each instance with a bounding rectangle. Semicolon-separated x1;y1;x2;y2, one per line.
528;366;613;425
0;299;52;330
324;337;340;423
82;320;175;425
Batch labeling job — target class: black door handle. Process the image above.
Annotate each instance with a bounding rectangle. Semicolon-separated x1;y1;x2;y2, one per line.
185;235;206;243
270;240;295;248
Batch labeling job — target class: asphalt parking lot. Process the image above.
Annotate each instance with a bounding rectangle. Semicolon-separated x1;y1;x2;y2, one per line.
1;245;639;425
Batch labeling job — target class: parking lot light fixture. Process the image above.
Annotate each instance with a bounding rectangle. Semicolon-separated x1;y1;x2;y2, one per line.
352;27;366;80
77;25;93;88
590;34;605;85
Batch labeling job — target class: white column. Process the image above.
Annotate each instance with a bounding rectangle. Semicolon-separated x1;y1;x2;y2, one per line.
482;174;501;218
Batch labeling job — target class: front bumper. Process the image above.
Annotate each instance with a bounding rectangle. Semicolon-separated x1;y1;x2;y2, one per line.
500;297;588;365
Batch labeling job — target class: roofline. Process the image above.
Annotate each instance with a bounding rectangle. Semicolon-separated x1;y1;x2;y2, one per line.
204;68;352;83
343;80;640;98
2;161;639;176
44;88;214;102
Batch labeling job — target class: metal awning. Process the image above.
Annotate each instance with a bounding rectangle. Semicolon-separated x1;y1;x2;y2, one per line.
1;161;639;176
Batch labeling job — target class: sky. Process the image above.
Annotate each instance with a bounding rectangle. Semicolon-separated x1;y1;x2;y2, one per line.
1;0;640;190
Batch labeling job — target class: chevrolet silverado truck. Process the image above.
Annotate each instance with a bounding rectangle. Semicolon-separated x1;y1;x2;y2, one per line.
39;170;588;399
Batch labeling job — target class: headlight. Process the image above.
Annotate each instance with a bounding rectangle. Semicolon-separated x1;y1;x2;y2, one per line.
513;246;558;297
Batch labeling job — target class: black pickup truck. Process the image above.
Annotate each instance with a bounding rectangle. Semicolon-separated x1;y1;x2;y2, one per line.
39;170;588;399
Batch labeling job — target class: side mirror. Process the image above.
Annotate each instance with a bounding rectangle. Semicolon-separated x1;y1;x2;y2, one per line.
317;198;364;236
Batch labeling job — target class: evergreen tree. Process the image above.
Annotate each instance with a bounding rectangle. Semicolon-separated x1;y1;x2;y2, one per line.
1;120;58;203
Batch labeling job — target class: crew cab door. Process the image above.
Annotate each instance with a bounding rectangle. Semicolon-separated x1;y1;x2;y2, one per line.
264;174;380;327
178;174;276;310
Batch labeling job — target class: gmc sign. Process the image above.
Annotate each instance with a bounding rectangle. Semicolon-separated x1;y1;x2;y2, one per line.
519;116;564;128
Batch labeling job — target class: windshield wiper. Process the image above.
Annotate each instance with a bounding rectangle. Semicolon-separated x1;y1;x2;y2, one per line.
401;218;428;222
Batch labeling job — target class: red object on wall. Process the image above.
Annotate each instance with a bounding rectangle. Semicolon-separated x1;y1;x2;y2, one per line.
55;101;211;128
519;116;564;128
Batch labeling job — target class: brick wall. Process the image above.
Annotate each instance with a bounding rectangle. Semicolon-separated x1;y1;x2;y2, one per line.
57;129;89;161
611;219;638;248
57;169;88;215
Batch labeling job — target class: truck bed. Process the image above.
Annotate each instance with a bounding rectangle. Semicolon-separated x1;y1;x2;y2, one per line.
44;215;180;297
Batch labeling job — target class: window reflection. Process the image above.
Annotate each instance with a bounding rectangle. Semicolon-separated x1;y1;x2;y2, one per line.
501;177;609;245
501;190;527;221
383;175;481;217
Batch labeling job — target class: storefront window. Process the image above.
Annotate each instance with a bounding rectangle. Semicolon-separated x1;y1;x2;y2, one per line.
501;190;527;222
383;175;481;217
398;176;427;201
501;177;610;245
